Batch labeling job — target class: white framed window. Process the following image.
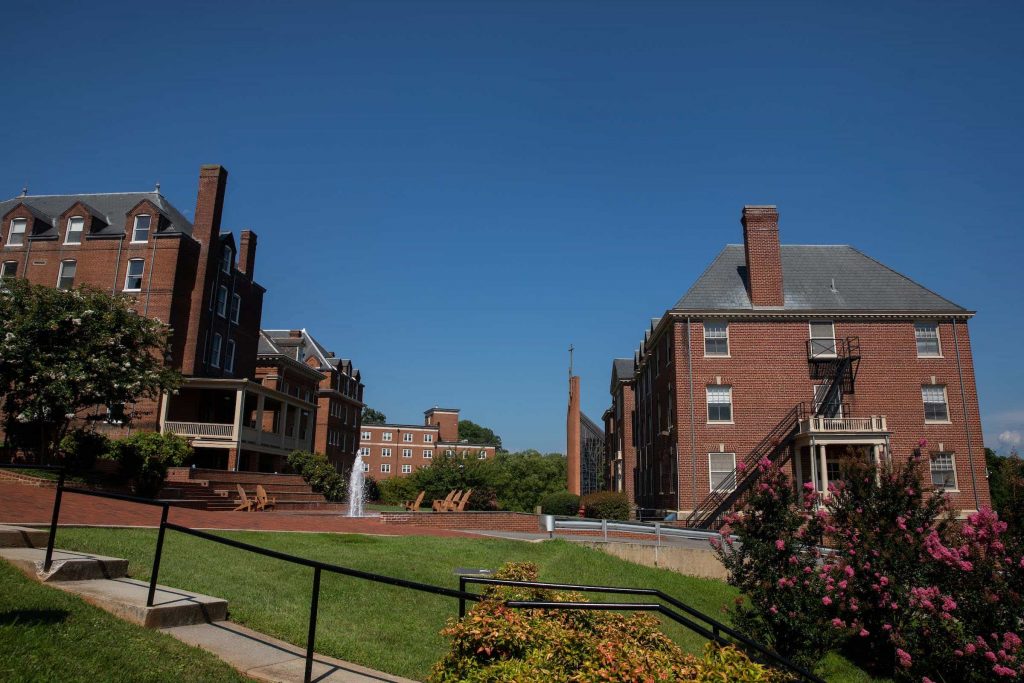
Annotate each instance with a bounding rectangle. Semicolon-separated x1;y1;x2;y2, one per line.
224;339;236;373
381;448;391;457
704;321;729;356
478;451;487;459
423;434;433;443
221;246;233;274
401;464;412;474
422;449;433;459
445;449;454;456
106;403;127;425
812;384;843;417
930;452;957;490
403;433;413;442
382;432;393;441
706;385;733;423
124;258;145;291
808;320;837;358
65;216;84;245
216;286;228;318
361;462;369;472
360;431;371;440
211;333;223;367
922;385;949;422
358;447;370;456
402;449;412;458
708;452;737;492
915;322;941;357
131;214;151;243
380;463;391;473
230;294;241;324
7;218;27;246
56;260;76;290
1;260;17;278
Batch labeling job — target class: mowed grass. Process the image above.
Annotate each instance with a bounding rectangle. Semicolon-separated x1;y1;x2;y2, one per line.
0;560;248;683
54;527;879;682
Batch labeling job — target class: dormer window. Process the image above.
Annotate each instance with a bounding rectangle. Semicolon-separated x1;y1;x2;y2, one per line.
221;246;233;274
65;216;84;245
132;215;151;243
6;218;27;247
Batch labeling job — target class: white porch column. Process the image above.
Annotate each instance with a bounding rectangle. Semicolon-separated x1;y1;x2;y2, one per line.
232;388;244;442
158;391;170;432
873;444;882;485
819;444;829;494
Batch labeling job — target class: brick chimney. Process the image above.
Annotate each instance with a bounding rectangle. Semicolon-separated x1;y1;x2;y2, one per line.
741;205;784;307
193;165;228;244
238;229;257;278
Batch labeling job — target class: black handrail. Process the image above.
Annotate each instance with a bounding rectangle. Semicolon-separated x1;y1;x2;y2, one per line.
461;576;825;683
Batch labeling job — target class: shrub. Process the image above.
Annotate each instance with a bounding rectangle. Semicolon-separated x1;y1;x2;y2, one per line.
362;475;380;503
105;432;191;497
58;429;111;474
581;491;631;520
286;450;346;502
377;476;419;505
538;491;579;516
430;561;783;683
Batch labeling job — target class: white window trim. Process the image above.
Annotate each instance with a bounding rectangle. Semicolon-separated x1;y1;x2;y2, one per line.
423;434;433;443
56;260;77;290
403;433;413;442
382;432;393;441
922;385;951;424
64;216;84;245
401;464;412;474
422;450;433;459
6;218;27;247
808;320;837;359
215;286;229;318
360;431;371;440
402;449;412;458
124;258;145;292
221;246;233;274
225;339;236;373
381;448;391;457
380;464;391;473
915;322;943;358
708;452;737;492
1;260;18;278
929;452;959;491
131;214;151;243
211;333;223;368
703;320;730;358
706;385;734;424
230;294;241;324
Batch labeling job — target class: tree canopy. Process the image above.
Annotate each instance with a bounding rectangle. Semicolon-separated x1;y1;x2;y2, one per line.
457;419;502;449
361;407;387;425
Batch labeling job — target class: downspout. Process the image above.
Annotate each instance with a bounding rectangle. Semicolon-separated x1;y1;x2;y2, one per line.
111;237;124;295
686;317;697;513
143;237;159;317
952;317;981;510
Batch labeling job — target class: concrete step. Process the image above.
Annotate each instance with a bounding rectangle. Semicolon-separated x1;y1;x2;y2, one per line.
0;547;129;582
0;524;50;548
53;577;228;628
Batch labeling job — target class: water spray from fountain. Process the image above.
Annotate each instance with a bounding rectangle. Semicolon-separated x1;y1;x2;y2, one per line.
347;453;366;517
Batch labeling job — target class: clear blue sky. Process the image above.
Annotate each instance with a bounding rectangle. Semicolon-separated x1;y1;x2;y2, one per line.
2;1;1022;454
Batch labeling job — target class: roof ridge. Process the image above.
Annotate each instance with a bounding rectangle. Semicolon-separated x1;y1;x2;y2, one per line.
7;191;159;199
845;245;966;312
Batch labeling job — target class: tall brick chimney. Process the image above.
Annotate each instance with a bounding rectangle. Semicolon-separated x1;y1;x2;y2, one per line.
741;205;784;307
193;165;228;244
238;229;257;278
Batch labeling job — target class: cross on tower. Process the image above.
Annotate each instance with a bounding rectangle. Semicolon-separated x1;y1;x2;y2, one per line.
568;344;574;378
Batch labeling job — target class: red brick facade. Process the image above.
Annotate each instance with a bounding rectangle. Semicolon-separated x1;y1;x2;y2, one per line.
604;367;636;500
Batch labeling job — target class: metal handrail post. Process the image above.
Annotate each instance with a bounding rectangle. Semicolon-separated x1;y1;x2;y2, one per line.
147;504;170;607
458;576;466;618
43;468;65;572
304;567;322;683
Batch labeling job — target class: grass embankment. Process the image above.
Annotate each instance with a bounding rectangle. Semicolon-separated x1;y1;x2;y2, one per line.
0;560;248;683
54;527;878;682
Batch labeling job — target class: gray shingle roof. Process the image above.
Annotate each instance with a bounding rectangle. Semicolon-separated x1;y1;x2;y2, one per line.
610;358;634;391
673;245;967;313
0;192;193;239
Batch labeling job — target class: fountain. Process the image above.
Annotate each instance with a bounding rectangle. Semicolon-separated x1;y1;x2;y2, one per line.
347;453;366;517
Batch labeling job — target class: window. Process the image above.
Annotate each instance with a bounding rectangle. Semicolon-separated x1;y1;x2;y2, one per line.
216;286;228;318
915;322;941;357
403;433;413;442
132;215;151;243
708;453;737;491
7;218;27;246
401;464;412;474
211;333;223;367
230;294;241;324
706;385;733;422
922;385;949;422
380;464;391;473
423;434;433;443
422;449;433;459
808;320;837;358
478;451;487;459
224;339;236;373
381;448;391;457
361;462;369;472
812;384;843;417
124;258;145;291
221;246;232;274
358;447;370;456
106;403;126;425
65;216;84;245
57;260;76;290
382;432;393;441
445;449;454;457
402;449;412;458
360;431;371;440
1;261;16;278
704;321;729;356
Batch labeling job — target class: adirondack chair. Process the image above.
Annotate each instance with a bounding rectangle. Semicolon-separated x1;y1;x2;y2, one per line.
453;489;473;512
432;490;457;512
255;484;276;511
403;490;426;512
233;484;254;512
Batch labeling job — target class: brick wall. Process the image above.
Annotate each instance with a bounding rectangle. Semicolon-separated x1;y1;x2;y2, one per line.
380;511;540;532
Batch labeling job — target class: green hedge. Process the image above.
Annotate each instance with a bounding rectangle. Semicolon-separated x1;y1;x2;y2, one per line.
538;491;580;516
103;432;192;497
286;451;346;502
581;491;630;520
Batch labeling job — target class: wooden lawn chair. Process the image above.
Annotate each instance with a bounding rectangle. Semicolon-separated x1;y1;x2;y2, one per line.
432;490;456;512
403;490;426;512
453;489;473;512
233;484;254;512
255;484;276;511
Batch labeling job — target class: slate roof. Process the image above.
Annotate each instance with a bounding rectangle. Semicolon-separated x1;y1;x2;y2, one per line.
610;358;634;391
0;192;193;239
673;245;967;313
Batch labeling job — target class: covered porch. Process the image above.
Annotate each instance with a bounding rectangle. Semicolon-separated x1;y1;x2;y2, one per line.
792;414;890;499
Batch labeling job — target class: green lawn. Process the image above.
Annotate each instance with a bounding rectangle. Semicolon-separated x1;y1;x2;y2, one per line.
0;560;248;683
52;527;879;682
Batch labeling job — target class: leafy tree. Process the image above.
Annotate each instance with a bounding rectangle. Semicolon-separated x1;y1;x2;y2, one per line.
361;407;387;425
0;280;180;463
481;450;566;511
105;432;192;497
457;419;502;449
986;446;1024;538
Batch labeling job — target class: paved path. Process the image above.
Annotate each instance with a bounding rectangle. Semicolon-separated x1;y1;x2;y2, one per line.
0;482;469;537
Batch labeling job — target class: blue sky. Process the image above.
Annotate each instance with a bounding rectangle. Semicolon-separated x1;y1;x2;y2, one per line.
2;1;1022;454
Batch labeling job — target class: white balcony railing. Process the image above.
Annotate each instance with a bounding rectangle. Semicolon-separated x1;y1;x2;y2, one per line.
799;415;887;434
163;421;235;439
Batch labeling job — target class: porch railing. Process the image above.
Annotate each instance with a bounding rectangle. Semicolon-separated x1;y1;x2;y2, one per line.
163;421;235;439
799;415;887;434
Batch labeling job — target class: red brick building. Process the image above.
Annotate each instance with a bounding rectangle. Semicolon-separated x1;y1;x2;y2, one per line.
613;205;989;525
602;359;636;499
358;407;497;479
